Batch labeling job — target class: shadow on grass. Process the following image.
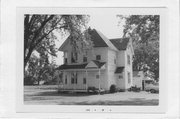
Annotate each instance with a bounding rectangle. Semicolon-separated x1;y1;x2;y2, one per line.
58;99;159;105
33;91;95;97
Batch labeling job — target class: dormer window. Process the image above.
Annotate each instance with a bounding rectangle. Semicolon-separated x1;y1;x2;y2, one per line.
96;55;101;60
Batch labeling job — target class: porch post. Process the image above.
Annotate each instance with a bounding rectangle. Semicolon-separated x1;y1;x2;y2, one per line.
85;70;88;90
63;71;65;90
58;71;61;89
60;71;64;90
74;70;76;90
98;69;101;92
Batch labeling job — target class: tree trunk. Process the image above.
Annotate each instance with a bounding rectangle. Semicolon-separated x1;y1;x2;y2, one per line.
24;47;34;68
37;79;40;85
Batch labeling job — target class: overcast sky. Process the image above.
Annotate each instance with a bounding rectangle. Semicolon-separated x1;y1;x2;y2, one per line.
54;14;125;65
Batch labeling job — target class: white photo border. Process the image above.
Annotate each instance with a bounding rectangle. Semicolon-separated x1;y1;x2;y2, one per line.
16;7;167;113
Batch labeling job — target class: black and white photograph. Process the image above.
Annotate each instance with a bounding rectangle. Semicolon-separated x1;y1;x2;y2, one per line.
1;0;180;118
23;11;160;106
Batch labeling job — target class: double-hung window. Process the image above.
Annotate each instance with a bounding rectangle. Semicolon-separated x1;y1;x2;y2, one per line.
71;52;78;63
71;72;78;84
83;77;86;84
65;75;67;84
64;52;68;64
83;56;87;62
96;55;101;60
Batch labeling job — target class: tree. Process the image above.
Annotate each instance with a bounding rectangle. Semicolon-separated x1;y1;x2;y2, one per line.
24;51;58;85
118;15;159;43
24;54;39;85
117;15;159;81
24;15;90;68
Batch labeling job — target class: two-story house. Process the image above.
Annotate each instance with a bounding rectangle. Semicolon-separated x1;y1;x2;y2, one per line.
57;29;134;92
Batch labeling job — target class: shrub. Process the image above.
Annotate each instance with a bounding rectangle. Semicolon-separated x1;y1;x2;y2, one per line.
110;84;117;93
24;76;35;85
128;86;141;92
119;89;126;92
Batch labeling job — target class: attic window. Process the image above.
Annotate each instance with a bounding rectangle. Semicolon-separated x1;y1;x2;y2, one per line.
96;55;101;60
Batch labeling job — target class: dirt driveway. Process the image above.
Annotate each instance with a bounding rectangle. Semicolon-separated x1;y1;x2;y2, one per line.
24;85;159;105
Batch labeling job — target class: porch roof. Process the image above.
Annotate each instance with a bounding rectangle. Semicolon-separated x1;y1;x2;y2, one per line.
90;60;106;68
56;63;88;70
115;67;124;73
56;60;106;70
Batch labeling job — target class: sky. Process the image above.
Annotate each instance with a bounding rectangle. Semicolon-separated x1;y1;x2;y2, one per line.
53;14;125;65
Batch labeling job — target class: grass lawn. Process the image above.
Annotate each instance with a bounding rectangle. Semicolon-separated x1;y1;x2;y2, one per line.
24;85;159;105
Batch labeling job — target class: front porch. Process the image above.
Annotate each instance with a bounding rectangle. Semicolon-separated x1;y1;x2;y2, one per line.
56;60;107;92
58;69;106;91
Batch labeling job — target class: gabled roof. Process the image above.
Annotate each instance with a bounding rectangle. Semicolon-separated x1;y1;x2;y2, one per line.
59;29;119;51
91;60;106;68
88;29;118;51
88;29;108;47
110;38;130;50
59;37;70;51
115;67;124;73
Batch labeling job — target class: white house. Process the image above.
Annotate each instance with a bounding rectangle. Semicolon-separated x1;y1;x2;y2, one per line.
57;29;134;92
